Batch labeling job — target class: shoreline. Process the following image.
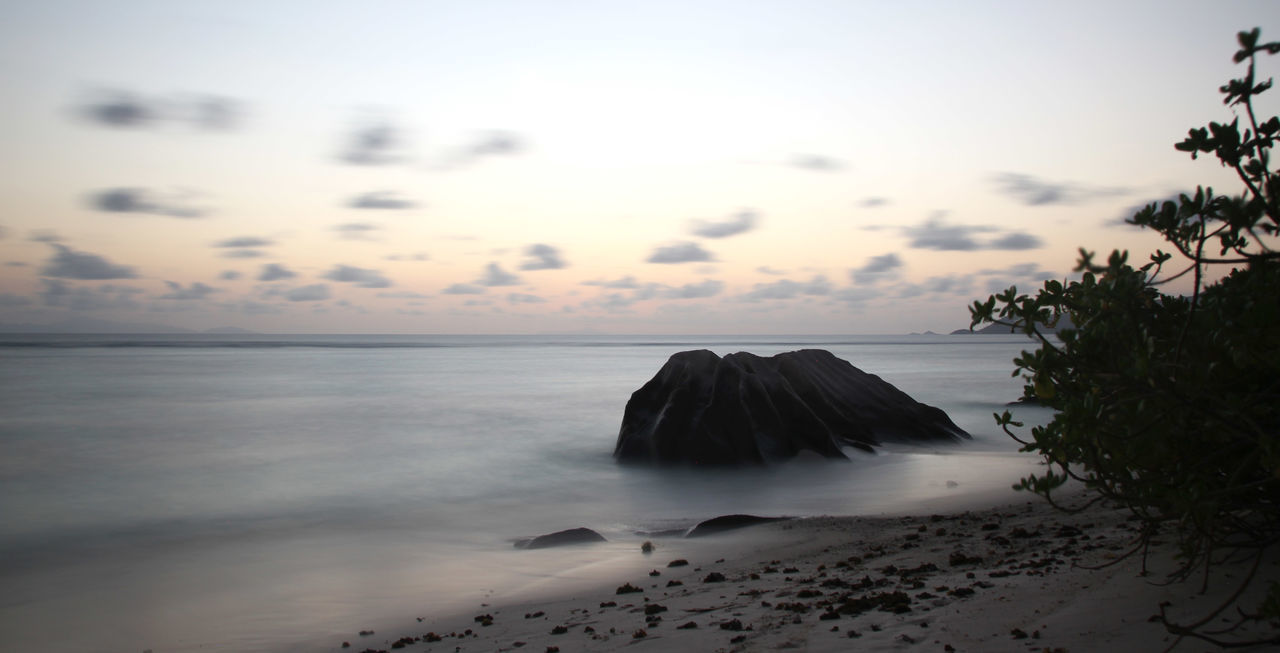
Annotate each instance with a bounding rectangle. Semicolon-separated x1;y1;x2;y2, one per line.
323;491;1279;653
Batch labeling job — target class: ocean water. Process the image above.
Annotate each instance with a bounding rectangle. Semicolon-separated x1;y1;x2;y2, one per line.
0;334;1050;652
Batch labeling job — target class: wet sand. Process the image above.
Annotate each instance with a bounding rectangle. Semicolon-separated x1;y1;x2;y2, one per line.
328;493;1278;652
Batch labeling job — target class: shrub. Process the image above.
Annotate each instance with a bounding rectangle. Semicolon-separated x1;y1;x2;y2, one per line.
970;28;1280;648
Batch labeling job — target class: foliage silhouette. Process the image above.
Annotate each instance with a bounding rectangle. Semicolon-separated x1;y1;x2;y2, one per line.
970;28;1280;649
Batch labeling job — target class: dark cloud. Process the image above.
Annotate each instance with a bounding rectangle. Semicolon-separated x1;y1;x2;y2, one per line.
79;92;154;128
334;223;380;240
851;253;903;284
519;243;567;270
507;293;546;304
689;210;758;239
738;276;832;301
582;275;640;289
791;154;845;172
284;284;330;302
348;190;418;210
756;265;786;276
78;90;242;130
859;197;889;208
646;241;714;264
90;187;206;218
41;244;137;280
0;293;32;306
831;286;883;306
219;270;241;281
988;232;1043;250
322;265;391;288
443;283;485;295
663;280;724;299
479;262;521;286
39;279;143;310
903;215;995;251
258;263;296;281
158;281;218;300
214;236;274;249
992;172;1130;206
340;122;402;165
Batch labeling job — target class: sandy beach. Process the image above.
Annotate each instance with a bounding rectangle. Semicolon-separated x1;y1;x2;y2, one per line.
327;491;1278;653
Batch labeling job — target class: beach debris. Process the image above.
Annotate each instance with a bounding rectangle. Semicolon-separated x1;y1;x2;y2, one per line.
550;625;568;635
667;558;689;567
649;569;661;576
616;582;643;594
641;540;654;553
632;628;648;639
702;571;727;583
358;629;374;636
514;527;607;549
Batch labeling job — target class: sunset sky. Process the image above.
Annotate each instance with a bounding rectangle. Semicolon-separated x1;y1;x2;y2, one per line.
1;0;1276;334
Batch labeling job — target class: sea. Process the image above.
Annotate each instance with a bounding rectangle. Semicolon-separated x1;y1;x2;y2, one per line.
0;333;1052;652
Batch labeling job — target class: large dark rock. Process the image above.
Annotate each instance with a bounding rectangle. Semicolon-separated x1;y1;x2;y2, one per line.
514;527;607;549
685;514;791;537
613;349;969;466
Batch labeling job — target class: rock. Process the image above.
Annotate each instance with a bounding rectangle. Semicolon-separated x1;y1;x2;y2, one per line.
514;527;607;549
686;514;790;537
613;349;969;465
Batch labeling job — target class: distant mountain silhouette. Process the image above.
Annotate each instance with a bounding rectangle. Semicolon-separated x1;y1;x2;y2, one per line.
951;315;1074;335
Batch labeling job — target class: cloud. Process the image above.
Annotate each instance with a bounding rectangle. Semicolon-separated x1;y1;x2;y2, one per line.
832;286;883;306
322;265;391;288
663;280;724;299
646;241;715;264
385;252;430;261
284;284;330;301
334;223;380;240
80;92;154;128
992;172;1130;206
38;279;143;310
791;154;845;171
756;266;786;276
219;270;241;280
28;229;63;243
348;190;418;210
377;291;430;299
258;263;296;281
221;249;265;259
339;122;402;165
158;281;218;300
441;130;525;168
859;197;889;208
903;214;996;251
443;283;486;295
582;275;640;289
519;243;567;270
896;274;974;299
851;253;903;284
507;293;546;304
988;232;1043;250
738;276;832;301
0;293;32;306
479;262;521;286
1108;192;1185;227
0;225;6;239
90;187;205;218
689;210;758;239
214;236;275;249
41;244;137;279
78;90;242;130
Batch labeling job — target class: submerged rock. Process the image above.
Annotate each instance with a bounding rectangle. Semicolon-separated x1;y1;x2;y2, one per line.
613;349;969;466
686;514;790;538
514;527;607;549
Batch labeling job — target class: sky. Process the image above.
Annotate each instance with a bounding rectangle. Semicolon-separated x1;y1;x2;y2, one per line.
0;0;1276;334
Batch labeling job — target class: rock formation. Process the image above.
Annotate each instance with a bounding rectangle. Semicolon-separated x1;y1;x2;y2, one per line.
515;527;607;549
613;349;969;466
